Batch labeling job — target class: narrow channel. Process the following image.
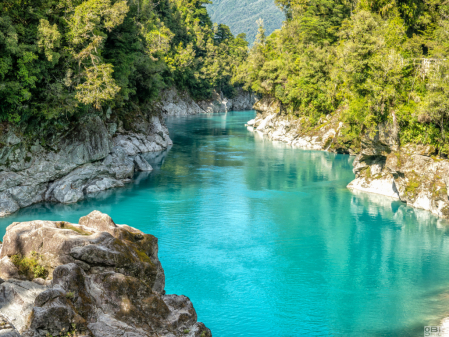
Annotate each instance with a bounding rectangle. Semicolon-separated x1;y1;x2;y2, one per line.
1;111;449;336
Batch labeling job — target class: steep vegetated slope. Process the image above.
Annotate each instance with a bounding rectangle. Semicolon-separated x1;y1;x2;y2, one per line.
0;0;252;216
0;0;249;122
236;0;449;218
206;0;284;44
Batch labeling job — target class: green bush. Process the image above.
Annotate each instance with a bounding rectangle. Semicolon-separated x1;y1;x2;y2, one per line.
10;251;48;279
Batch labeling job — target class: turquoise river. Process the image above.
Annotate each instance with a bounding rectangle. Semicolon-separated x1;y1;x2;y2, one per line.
2;111;449;336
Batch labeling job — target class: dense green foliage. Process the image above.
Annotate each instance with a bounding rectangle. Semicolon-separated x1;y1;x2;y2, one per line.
0;0;248;125
206;0;284;45
235;0;449;154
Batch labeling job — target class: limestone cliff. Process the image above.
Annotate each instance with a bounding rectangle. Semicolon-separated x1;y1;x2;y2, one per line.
348;131;449;219
158;87;256;116
0;112;172;218
0;211;211;337
0;87;255;217
249;96;449;219
197;88;256;114
247;96;351;154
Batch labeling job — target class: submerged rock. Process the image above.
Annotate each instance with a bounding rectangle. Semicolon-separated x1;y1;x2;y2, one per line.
0;211;211;337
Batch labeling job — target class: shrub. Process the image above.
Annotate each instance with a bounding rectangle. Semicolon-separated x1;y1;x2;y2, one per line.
10;251;48;279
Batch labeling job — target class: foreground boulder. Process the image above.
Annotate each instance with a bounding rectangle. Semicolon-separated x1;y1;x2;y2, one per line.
0;211;211;337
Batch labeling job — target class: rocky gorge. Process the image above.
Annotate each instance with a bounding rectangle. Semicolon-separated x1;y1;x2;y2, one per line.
0;210;211;337
247;96;449;220
0;88;255;218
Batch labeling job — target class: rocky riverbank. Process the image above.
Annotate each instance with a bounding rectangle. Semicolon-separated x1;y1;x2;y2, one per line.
248;96;449;220
0;87;255;217
158;88;256;116
246;96;352;154
0;211;211;337
0;112;172;218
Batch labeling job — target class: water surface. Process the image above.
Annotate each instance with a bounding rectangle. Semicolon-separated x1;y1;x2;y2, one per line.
2;111;449;336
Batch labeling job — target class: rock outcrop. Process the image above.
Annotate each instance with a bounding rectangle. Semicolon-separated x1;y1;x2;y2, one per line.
198;89;256;113
347;126;449;219
157;88;205;116
0;113;172;217
247;96;352;154
0;211;211;337
160;87;257;116
250;96;449;219
0;86;255;217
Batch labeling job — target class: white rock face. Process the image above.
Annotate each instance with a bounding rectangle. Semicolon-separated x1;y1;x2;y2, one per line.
247;100;347;154
347;177;400;199
192;88;256;114
0;280;46;333
347;122;449;219
157;87;205;116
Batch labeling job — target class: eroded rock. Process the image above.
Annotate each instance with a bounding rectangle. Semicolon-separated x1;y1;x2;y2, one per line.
0;211;211;337
0;113;171;216
247;100;350;154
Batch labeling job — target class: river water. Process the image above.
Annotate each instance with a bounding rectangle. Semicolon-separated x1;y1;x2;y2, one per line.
2;111;449;336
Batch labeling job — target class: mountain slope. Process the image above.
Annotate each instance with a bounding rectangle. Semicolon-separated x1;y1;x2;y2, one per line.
206;0;284;44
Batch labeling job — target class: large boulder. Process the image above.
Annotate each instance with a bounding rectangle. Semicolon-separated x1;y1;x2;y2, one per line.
0;211;211;337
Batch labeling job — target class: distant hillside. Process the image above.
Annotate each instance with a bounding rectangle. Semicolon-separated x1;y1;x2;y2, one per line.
206;0;284;44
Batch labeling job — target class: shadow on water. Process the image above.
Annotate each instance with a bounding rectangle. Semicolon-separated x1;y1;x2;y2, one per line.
0;146;173;227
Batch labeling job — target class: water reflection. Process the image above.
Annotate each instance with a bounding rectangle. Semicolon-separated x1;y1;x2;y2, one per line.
0;146;173;226
1;111;449;337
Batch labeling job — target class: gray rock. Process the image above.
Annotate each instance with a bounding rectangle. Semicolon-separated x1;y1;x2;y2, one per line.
45;164;103;204
157;87;205;116
85;178;124;194
102;147;135;180
0;280;47;333
106;122;117;136
7;184;47;208
133;155;153;172
229;88;257;111
0;193;19;217
0;258;19;280
0;328;21;337
198;90;227;113
0;173;23;193
6;132;21;146
0;211;211;337
0;313;20;337
0;86;252;216
62;115;112;165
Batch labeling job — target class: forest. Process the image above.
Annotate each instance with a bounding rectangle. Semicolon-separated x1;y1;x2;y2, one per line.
0;0;248;130
234;0;449;154
206;0;284;44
